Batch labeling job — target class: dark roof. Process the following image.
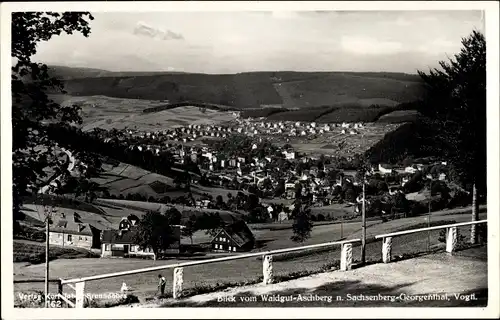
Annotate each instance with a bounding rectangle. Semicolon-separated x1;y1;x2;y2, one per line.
379;163;394;169
49;222;94;236
212;220;255;247
102;228;137;244
102;226;181;247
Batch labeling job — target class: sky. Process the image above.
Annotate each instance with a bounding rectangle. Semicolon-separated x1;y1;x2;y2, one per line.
32;10;484;74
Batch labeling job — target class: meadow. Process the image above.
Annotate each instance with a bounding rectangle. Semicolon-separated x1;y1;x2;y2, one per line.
284;123;402;157
91;158;245;202
82;105;237;132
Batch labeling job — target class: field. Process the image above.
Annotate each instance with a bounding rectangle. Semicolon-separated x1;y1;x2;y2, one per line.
377;109;421;123
20;202;129;230
81;103;237;132
94;198;244;224
14;209;487;301
51;95;238;133
13;240;100;264
95;160;176;197
93;159;244;202
283;123;403;157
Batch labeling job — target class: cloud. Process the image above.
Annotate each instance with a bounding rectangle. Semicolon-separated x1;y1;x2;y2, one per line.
416;38;458;55
133;21;184;40
340;36;403;55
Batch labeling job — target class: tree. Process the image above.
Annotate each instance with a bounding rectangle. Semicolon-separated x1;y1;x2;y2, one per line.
391;193;410;216
133;210;179;259
183;214;198;245
12;12;95;232
273;180;286;198
290;204;313;243
417;30;485;243
198;213;225;237
294;183;303;200
215;195;225;209
344;187;357;203
245;193;260;211
316;171;326;179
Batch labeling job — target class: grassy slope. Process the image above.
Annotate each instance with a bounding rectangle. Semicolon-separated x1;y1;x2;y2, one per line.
13;240;99;264
95;159;243;201
94;198;244;224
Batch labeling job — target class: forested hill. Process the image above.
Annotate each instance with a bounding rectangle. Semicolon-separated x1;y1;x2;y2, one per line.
48;66;425;109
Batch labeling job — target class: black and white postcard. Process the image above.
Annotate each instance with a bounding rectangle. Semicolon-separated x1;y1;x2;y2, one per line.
1;1;499;319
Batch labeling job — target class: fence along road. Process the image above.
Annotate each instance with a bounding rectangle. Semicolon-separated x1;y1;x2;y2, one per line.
57;220;487;308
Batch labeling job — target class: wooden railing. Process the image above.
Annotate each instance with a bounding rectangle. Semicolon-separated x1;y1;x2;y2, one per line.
375;220;487;263
56;219;487;308
60;238;361;308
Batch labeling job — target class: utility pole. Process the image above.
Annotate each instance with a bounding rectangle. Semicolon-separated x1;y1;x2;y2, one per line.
341;211;344;239
427;180;432;252
44;206;51;308
361;174;366;265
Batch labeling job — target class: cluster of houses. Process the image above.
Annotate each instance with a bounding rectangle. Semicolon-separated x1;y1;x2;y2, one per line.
110;119;366;147
100;122;449;212
368;162;448;184
43;206;256;258
238;119;366;138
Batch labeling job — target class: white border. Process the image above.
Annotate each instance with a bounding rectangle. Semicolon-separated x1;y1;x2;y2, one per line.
1;1;499;319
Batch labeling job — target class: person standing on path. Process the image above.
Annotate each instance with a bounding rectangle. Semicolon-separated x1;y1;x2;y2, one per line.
158;274;166;296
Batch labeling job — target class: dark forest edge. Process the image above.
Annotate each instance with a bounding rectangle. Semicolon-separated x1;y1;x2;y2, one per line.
140;100;422;124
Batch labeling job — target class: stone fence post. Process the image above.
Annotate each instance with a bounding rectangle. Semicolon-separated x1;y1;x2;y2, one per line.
382;237;392;263
173;267;184;299
262;255;274;285
75;281;85;308
446;227;458;254
340;243;352;271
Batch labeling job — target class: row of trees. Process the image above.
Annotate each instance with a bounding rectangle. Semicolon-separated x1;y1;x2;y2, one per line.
417;30;486;242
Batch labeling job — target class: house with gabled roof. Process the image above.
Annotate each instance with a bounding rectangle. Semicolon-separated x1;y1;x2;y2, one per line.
48;212;102;250
211;220;255;252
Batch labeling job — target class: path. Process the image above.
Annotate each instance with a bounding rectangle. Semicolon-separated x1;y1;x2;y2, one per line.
131;247;487;307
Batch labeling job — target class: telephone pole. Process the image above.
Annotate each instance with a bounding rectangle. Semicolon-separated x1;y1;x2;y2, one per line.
427;180;432;252
44;206;51;308
361;174;366;265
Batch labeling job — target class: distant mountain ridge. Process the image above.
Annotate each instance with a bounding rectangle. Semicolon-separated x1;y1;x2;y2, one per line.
48;65;425;110
47;65;189;80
